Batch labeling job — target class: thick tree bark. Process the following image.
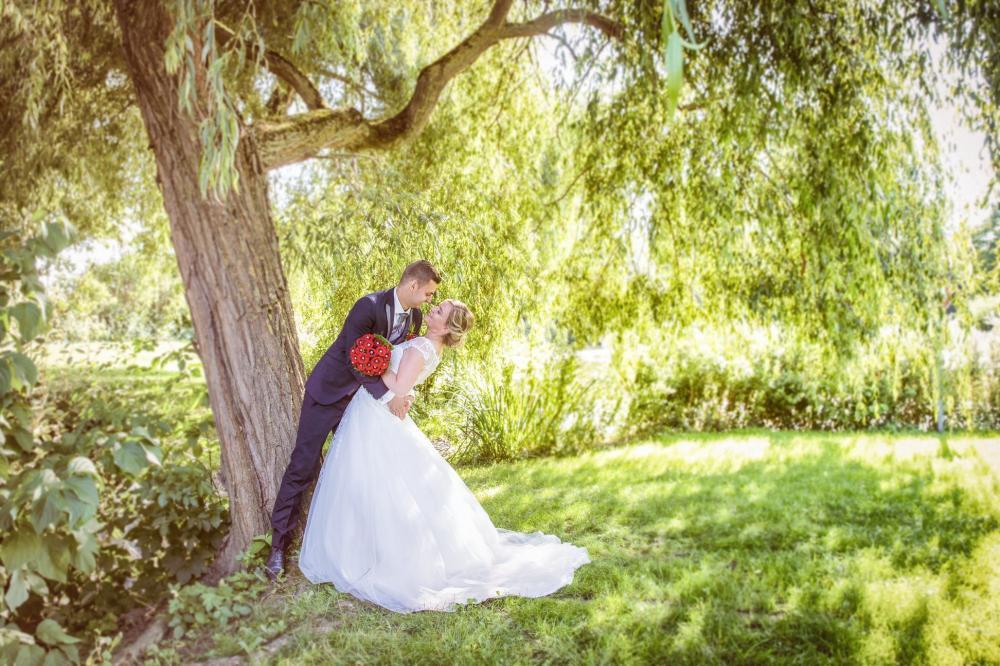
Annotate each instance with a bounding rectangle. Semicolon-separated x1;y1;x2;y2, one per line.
113;0;304;571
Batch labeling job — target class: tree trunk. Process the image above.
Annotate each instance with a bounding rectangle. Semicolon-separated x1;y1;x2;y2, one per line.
113;0;304;571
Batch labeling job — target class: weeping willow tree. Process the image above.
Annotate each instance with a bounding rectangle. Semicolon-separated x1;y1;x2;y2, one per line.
2;0;997;569
560;2;997;347
2;0;630;569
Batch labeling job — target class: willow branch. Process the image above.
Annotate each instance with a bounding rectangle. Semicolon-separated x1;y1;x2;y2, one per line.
253;0;623;170
214;21;326;111
317;67;382;102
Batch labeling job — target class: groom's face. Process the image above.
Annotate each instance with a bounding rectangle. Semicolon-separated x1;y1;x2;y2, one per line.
404;279;439;309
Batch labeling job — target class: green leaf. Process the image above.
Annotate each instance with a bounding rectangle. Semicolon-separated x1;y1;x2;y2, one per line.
41;221;72;255
36;536;69;583
12;428;34;453
66;457;97;477
29;494;62;534
9;303;42;341
62;476;98;509
62;494;93;526
24;570;49;596
660;0;675;44
14;644;45;666
664;31;685;115
69;533;97;573
5;567;29;611
679;36;705;50
44;649;74;666
24;469;59;501
9;353;38;389
35;619;80;646
672;0;704;47
144;443;163;467
0;361;10;393
113;441;151;476
9;402;32;428
0;532;45;571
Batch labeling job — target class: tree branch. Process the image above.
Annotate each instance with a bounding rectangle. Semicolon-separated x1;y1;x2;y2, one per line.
254;108;368;169
486;0;516;27
214;21;326;111
253;0;623;170
499;9;624;41
317;67;382;103
542;30;579;61
546;163;592;206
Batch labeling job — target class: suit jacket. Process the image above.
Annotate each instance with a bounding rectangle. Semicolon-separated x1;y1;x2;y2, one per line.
304;288;423;405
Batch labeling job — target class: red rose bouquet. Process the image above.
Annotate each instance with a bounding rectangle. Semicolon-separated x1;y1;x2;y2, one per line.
349;333;393;377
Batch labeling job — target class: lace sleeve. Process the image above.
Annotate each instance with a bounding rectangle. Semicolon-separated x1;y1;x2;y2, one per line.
408;337;436;363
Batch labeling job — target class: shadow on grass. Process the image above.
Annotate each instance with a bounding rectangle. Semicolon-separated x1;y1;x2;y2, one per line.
460;432;999;665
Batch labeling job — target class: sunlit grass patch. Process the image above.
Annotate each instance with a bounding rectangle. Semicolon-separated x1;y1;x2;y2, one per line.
145;431;999;664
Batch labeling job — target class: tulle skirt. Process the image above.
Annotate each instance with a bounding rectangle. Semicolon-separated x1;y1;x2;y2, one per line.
298;389;590;613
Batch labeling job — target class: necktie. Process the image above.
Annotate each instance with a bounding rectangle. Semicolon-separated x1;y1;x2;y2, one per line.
391;311;407;340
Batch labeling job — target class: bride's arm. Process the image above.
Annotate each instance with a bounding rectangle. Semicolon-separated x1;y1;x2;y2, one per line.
381;348;425;397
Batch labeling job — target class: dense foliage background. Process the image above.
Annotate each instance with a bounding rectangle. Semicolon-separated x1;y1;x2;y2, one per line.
2;0;998;662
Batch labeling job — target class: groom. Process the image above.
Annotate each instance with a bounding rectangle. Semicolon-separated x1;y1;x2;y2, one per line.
264;259;442;578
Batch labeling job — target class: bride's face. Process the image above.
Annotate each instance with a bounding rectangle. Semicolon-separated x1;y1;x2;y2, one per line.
426;301;454;336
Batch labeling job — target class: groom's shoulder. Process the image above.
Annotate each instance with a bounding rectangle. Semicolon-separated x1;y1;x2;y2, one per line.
353;289;389;309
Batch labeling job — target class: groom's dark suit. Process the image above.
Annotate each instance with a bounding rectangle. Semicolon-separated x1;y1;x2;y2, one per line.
270;288;422;551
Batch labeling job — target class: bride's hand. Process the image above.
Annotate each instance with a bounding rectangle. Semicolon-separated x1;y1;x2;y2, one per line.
388;393;408;419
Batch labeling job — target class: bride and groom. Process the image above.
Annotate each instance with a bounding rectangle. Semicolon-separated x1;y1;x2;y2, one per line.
265;260;589;613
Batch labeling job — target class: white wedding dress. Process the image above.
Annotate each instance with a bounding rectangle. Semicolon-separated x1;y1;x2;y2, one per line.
298;337;590;613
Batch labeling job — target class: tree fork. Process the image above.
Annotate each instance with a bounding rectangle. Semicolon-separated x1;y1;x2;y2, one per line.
253;0;623;168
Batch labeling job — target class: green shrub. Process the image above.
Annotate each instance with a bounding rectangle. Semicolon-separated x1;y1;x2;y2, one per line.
21;376;230;643
1;222;228;664
166;570;268;641
449;355;609;465
618;323;1000;434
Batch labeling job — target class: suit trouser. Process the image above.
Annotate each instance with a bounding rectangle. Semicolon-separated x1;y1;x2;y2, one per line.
270;389;355;551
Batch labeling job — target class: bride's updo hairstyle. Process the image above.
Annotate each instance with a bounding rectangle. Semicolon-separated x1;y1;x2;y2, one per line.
441;299;474;348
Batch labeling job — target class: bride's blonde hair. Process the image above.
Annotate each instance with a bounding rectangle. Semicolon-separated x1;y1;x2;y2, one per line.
441;299;474;347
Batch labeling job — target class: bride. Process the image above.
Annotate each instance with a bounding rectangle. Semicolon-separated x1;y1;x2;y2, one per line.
298;299;590;613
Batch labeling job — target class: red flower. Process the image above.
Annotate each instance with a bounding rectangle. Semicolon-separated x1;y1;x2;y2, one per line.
349;333;394;377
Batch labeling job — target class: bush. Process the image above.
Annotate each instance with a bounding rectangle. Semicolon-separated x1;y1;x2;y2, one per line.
617;322;1000;434
166;570;267;641
449;355;610;465
20;368;230;644
1;222;228;663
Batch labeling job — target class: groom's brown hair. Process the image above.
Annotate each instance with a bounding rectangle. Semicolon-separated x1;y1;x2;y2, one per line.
401;260;442;286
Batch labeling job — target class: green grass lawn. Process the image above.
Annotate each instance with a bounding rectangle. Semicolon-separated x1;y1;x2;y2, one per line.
148;431;1000;665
